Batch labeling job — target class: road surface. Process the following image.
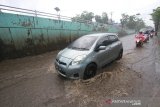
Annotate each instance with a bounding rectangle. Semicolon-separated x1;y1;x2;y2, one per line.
0;34;160;107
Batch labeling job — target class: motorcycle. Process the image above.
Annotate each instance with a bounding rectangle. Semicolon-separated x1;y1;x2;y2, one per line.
150;33;153;38
150;31;155;38
135;35;143;47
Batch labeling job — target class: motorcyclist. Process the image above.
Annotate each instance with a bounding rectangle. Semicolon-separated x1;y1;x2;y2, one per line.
136;31;145;42
150;29;155;34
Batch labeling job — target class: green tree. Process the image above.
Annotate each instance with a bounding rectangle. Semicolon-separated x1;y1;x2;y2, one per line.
95;15;102;23
71;15;82;22
102;12;108;24
151;7;160;34
81;11;94;21
135;18;145;32
120;13;145;30
126;15;137;29
72;11;94;22
95;12;108;24
120;14;129;28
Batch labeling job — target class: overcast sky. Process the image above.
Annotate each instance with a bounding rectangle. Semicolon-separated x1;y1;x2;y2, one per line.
1;0;160;26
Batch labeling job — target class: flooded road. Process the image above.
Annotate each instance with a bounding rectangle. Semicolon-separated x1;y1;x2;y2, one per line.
0;34;160;107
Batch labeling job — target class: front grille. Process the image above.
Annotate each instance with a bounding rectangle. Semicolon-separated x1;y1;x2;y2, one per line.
59;69;66;75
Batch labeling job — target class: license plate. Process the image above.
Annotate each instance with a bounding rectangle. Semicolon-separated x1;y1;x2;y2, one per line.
58;67;62;71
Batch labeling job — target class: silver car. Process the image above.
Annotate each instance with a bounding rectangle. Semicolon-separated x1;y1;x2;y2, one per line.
55;33;123;79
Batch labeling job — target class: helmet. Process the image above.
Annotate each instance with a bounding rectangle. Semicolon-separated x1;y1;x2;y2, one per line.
139;31;143;34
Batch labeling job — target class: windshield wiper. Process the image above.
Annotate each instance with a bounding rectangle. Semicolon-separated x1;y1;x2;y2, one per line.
70;47;79;49
78;48;89;50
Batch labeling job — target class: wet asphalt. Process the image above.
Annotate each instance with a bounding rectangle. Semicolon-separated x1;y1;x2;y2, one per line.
0;34;160;107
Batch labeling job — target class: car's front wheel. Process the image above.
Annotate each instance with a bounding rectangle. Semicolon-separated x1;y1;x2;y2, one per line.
117;49;123;60
83;63;97;80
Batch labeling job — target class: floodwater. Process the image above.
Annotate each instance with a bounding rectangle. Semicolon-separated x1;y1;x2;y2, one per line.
0;34;160;107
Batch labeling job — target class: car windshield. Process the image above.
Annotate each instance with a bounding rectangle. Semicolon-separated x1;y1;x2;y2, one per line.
68;36;98;50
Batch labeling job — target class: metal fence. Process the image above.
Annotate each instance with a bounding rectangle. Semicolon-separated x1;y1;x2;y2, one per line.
0;4;92;23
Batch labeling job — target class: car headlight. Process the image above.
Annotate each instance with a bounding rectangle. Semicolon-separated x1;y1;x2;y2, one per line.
71;55;86;65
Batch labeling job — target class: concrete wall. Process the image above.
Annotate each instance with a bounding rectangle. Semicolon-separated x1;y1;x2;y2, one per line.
0;13;95;59
0;12;122;60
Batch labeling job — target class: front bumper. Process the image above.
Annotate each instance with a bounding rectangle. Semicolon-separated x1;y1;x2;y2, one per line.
55;60;86;79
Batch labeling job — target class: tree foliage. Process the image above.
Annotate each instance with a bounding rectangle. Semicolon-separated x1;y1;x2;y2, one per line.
95;15;102;23
126;15;137;29
72;11;94;22
120;14;129;28
81;11;94;21
72;11;108;24
151;7;160;33
102;12;108;24
120;13;145;31
95;12;108;24
135;18;146;32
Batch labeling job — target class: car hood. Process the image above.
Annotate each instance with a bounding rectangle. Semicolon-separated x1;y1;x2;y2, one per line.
58;48;90;60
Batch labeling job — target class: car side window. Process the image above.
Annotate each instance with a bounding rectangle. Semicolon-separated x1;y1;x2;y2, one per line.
99;36;111;46
108;35;118;43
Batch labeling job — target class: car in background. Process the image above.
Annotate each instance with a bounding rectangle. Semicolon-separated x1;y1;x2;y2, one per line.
55;33;123;79
143;30;150;42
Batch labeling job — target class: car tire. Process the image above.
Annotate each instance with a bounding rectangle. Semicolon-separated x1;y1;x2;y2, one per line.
83;63;97;80
117;49;123;60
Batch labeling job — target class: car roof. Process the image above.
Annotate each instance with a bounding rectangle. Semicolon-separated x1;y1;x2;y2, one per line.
84;33;117;37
